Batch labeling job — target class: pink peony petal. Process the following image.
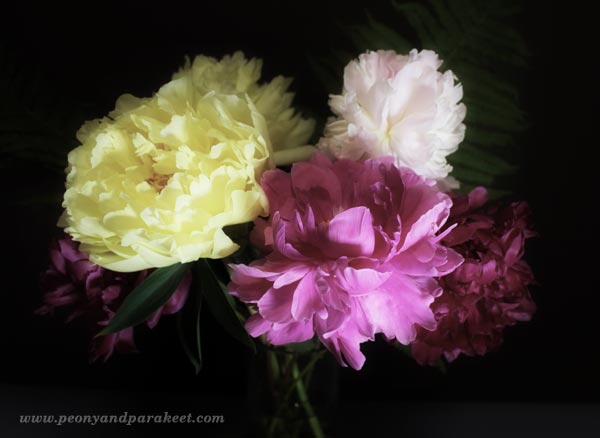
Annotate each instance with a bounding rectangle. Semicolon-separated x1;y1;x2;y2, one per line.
245;313;272;337
321;206;375;258
362;273;438;344
273;264;313;289
337;267;391;295
257;284;296;323
291;271;323;320
291;160;342;223
261;169;296;220
267;320;314;345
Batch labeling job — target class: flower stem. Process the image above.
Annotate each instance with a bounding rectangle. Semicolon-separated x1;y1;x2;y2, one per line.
270;350;326;422
291;360;325;438
265;350;282;438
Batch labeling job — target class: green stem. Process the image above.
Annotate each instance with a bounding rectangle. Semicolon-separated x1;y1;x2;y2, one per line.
292;360;325;438
266;350;327;437
269;350;326;425
267;349;281;381
284;350;326;404
266;350;282;438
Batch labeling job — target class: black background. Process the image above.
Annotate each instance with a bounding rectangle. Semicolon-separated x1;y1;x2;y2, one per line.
2;1;596;436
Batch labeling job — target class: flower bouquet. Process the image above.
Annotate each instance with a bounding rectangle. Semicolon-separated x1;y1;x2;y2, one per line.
23;2;536;436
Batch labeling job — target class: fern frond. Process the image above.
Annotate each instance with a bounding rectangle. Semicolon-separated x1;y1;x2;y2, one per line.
390;0;529;195
309;0;529;197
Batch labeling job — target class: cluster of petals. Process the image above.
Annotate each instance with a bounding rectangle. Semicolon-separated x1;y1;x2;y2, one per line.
412;188;536;364
318;49;465;186
229;153;462;369
43;44;537;372
61;52;314;272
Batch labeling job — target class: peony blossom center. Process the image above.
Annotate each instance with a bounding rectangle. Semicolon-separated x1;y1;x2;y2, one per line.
147;143;172;192
147;173;172;192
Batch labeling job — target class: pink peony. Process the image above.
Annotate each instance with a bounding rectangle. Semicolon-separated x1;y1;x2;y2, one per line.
411;188;536;364
317;49;465;186
228;153;462;370
38;235;191;362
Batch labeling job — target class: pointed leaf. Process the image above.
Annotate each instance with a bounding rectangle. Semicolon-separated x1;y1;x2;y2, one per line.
195;259;256;353
449;143;517;175
177;282;203;375
97;263;191;336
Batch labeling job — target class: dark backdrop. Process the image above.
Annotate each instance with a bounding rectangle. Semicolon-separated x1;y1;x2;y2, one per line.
2;0;595;436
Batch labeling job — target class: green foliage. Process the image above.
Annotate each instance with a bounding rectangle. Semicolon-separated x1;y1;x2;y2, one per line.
177;275;204;374
310;0;529;196
94;258;255;372
194;259;256;353
97;263;191;336
176;259;256;372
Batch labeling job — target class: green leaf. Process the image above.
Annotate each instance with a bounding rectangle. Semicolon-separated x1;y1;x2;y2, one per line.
347;13;412;52
195;259;256;353
176;278;203;375
97;263;191;336
205;258;232;288
222;222;252;242
393;1;440;47
450;166;495;186
364;13;412;51
448;143;517;176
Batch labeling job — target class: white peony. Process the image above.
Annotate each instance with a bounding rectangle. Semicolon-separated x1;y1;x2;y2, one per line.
318;49;466;185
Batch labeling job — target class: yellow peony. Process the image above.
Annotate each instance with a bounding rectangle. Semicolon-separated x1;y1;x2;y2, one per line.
172;52;316;162
62;53;313;272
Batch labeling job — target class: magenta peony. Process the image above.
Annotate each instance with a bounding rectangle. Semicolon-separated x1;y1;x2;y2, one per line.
411;188;536;364
228;153;462;369
37;236;191;362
